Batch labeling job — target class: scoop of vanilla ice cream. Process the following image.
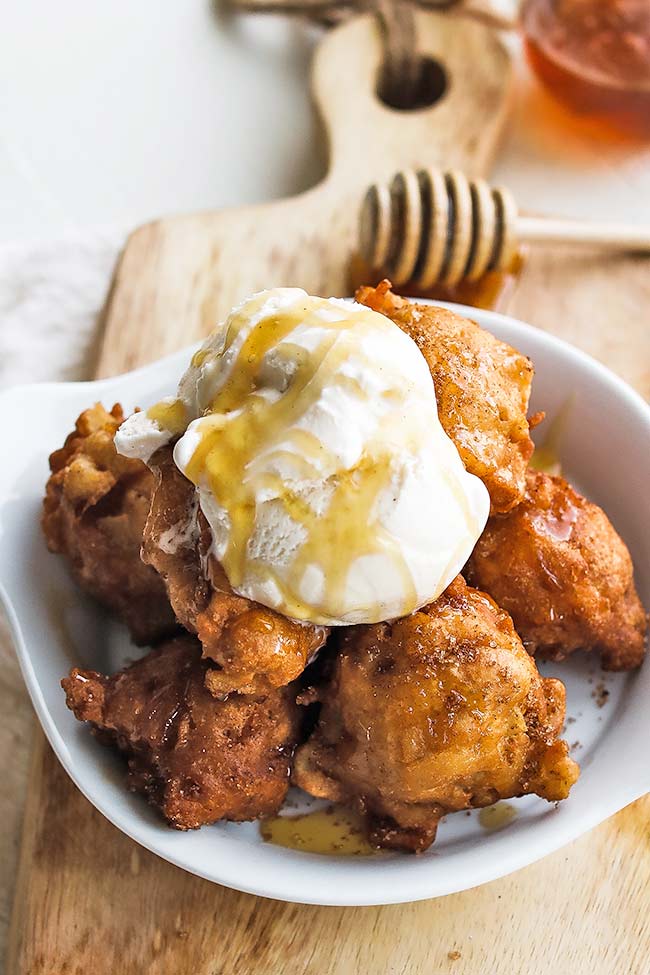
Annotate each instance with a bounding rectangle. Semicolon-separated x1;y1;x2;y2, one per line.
116;288;489;625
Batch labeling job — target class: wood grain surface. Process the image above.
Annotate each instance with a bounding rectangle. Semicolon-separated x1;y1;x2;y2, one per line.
6;11;650;975
8;738;650;975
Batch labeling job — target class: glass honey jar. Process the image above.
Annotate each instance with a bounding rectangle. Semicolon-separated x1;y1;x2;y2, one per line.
521;0;650;137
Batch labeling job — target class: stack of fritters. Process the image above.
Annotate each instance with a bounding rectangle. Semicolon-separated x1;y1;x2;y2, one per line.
45;283;647;850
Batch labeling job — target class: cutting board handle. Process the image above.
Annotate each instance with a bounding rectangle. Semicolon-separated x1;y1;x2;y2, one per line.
97;10;513;375
314;10;513;183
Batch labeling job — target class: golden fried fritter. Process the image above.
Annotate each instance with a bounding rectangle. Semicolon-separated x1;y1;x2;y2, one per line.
62;635;302;828
143;445;328;698
356;281;534;513
42;404;176;645
293;576;578;852
466;470;647;670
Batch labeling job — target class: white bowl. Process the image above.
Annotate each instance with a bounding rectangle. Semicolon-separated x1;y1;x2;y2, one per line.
1;302;649;906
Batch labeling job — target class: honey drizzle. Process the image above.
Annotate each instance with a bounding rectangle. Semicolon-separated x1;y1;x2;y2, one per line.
146;398;187;435
347;252;525;313
181;295;424;624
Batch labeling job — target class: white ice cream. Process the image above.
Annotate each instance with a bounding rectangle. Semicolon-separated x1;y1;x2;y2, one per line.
116;288;489;625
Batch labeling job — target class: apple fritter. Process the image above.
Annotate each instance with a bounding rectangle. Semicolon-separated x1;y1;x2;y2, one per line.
466;470;647;670
62;635;303;828
293;576;579;852
142;445;328;698
356;281;534;513
42;404;176;645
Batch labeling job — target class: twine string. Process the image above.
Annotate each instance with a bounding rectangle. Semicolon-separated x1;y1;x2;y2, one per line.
227;0;515;107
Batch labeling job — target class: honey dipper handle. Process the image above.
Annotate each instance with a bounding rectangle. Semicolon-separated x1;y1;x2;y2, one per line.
516;216;650;253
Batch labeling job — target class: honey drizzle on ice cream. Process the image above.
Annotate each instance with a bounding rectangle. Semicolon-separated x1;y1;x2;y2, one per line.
147;398;187;435
182;295;417;624
118;288;491;627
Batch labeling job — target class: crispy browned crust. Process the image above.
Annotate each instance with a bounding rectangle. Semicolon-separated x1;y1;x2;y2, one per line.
141;444;208;632
61;635;303;828
143;445;328;697
42;404;176;645
293;576;579;852
466;470;648;670
356;281;534;514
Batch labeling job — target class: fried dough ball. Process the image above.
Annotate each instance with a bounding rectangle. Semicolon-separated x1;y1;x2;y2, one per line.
356;281;534;513
42;404;176;645
293;576;579;852
142;445;328;698
466;470;647;671
62;635;302;828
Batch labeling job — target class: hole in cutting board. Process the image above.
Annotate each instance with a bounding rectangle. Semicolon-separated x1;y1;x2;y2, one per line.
377;56;448;111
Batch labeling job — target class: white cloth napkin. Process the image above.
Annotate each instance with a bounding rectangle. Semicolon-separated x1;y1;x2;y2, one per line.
0;227;127;944
0;229;125;387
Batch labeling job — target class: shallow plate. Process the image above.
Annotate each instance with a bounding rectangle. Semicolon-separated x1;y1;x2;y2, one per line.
1;302;649;906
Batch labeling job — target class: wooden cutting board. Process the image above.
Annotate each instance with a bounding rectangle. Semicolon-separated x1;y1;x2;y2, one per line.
7;11;650;974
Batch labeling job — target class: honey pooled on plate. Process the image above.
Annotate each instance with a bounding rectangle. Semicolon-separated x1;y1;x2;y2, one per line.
478;802;518;832
260;805;379;857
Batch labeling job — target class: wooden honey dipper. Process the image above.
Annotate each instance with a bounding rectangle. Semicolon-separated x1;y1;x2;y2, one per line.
359;168;650;288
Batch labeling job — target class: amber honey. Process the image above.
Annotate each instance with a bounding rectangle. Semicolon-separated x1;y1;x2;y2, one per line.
522;0;650;138
420;252;525;311
348;251;525;312
260;805;378;856
478;802;517;832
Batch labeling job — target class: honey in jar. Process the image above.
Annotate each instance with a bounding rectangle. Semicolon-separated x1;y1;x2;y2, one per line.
521;0;650;137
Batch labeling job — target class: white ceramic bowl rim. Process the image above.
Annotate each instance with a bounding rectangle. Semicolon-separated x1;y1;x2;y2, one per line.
1;301;649;906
